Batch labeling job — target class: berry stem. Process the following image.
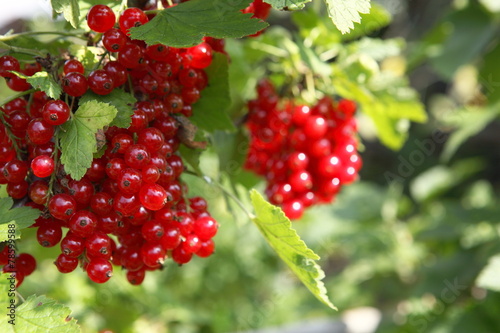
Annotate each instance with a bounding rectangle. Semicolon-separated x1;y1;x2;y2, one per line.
0;89;35;107
0;41;44;57
184;170;255;219
93;51;110;72
0;113;23;160
45;127;62;204
0;31;87;42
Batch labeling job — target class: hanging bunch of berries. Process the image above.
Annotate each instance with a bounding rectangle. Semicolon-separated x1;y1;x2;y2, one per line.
244;80;362;220
0;1;251;286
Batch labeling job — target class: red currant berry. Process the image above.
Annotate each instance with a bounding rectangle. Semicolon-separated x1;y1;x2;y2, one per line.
87;5;116;33
37;224;63;247
88;69;114;95
17;253;37;276
126;268;145;285
62;72;88;97
26;118;55;145
102;28;127;52
119;8;148;35
31;155;55;178
63;59;85;75
196;239;215;258
86;231;112;259
193;216;218;241
68;210;98;238
86;258;113;283
54;253;79;273
60;232;85;258
140;242;166;268
48;193;77;220
139;183;168;211
42;100;71;126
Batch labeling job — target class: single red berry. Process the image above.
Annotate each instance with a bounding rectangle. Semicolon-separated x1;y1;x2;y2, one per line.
117;168;143;194
102;28;127;52
62;72;88;97
26;118;55;145
140;242;166;268
0;55;20;78
67;178;94;206
87;5;116;33
68;210;98;238
196;239;215;258
48;193;77;220
37;224;63;247
171;245;193;265
60;232;85;258
54;254;79;273
185;42;213;69
31;155;55;178
120;246;143;271
182;234;202;254
17;253;37;276
139;183;168;211
113;192;140;217
42;100;71;125
85;231;112;259
63;59;85;75
103;61;128;87
86;258;113;283
88;69;114;95
90;192;114;216
3;159;28;183
141;219;164;242
124;144;151;169
193;216;218;241
159;223;181;250
282;199;304;220
119;8;149;35
28;180;49;205
126;268;146;285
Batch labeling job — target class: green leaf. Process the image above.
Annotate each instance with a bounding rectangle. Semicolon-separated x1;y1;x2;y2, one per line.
264;0;311;10
0;198;40;242
11;72;61;99
59;101;117;180
250;190;336;310
441;105;500;162
0;295;80;333
51;0;80;29
79;90;136;128
178;145;203;176
476;254;500;292
325;0;371;34
129;0;268;47
332;71;427;150
340;2;391;41
191;53;235;132
479;42;500;105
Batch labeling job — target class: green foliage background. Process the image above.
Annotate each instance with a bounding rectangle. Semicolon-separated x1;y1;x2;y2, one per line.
1;0;500;332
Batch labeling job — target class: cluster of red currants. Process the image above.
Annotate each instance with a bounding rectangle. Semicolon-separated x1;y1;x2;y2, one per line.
0;247;36;287
0;3;223;285
244;80;362;220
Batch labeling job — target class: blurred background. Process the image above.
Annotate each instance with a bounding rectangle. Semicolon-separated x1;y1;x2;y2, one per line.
1;0;500;332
